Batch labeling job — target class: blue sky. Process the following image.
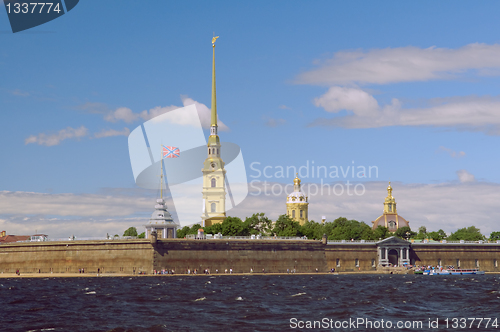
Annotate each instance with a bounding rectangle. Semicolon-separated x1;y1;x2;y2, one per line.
2;1;500;238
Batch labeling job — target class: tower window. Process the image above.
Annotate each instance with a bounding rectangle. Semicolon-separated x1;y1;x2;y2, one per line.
217;148;219;155
300;210;303;218
211;178;216;187
292;210;295;218
209;149;211;155
211;203;216;212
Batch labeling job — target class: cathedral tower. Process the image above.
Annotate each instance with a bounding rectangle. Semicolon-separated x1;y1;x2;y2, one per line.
201;36;227;227
286;174;309;225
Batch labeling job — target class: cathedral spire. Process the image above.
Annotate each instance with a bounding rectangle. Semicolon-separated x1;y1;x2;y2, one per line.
211;36;219;133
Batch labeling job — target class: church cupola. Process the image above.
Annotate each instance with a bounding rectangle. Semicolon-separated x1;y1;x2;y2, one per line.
371;182;410;232
383;182;397;214
286;173;309;225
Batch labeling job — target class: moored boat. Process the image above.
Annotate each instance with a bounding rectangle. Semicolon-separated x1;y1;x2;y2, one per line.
423;268;485;275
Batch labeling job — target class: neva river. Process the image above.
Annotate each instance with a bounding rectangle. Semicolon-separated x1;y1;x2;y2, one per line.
1;274;500;331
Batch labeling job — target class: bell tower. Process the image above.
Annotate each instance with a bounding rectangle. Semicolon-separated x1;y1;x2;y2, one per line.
201;36;227;227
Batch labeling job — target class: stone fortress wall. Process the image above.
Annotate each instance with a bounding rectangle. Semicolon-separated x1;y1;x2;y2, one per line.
1;238;500;275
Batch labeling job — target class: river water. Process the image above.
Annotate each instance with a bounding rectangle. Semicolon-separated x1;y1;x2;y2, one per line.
1;274;500;331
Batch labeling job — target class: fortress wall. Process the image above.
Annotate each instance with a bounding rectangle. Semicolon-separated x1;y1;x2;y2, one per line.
0;240;153;274
153;239;327;273
2;239;500;275
411;244;500;271
325;244;378;272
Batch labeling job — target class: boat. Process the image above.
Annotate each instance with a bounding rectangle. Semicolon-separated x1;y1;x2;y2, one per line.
423;268;485;275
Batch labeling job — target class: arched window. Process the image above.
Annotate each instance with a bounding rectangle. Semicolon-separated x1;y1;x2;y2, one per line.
209;149;211;155
300;210;303;218
211;203;216;212
211;178;216;187
212;148;215;155
217;148;219;155
292;210;295;218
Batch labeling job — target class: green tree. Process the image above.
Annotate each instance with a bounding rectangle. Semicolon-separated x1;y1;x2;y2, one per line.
394;226;416;240
177;226;190;238
204;222;223;235
272;214;302;237
489;231;500;242
138;232;145;239
300;220;324;240
220;217;248;236
328;217;373;240
244;213;273;235
415;226;427;240
448;226;485;241
427;229;447;241
373;226;390;240
123;227;138;237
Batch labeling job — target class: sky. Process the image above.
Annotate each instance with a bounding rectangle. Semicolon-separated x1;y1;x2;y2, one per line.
2;1;500;238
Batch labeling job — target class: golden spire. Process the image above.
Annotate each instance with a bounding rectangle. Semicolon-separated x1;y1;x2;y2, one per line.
211;36;219;127
387;181;392;197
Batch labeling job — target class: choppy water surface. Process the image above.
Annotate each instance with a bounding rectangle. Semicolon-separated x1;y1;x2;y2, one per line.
1;274;500;331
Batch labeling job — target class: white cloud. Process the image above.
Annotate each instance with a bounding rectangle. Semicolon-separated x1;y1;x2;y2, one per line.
94;127;130;138
9;89;29;97
100;96;230;130
279;105;291;110
0;190;152;217
263;117;286;127
25;126;88;146
105;107;139;123
437;146;466;158
297;43;500;85
313;86;380;117
310;87;500;134
456;170;475;183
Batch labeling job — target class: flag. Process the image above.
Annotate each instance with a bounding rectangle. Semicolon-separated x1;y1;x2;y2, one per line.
162;145;180;158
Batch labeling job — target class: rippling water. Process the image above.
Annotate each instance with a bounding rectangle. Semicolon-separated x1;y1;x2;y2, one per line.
1;274;500;331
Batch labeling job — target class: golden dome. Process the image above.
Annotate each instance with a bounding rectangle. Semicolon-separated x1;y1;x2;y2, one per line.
293;173;301;186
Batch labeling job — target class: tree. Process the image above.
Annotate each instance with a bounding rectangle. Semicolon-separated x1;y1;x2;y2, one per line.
328;217;373;240
123;227;138;237
448;226;485;241
177;226;191;238
373;226;390;240
489;231;500;242
427;229;447;241
415;226;427;240
272;214;302;237
394;226;416;240
220;217;248;236
244;213;273;235
300;220;324;240
138;232;145;239
204;222;223;235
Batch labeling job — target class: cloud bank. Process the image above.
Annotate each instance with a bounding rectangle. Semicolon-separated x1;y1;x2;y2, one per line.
297;43;500;86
